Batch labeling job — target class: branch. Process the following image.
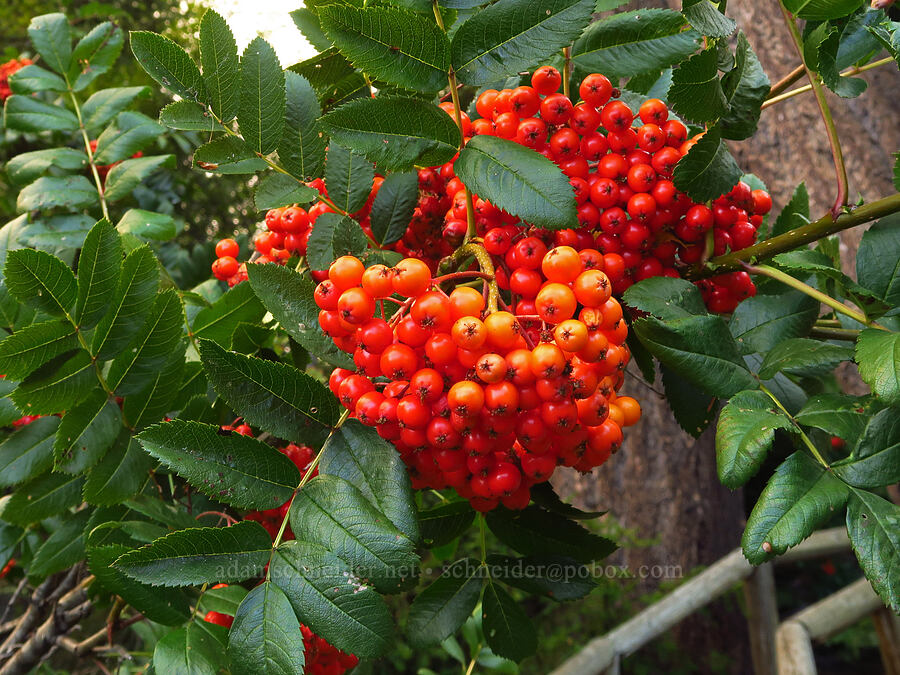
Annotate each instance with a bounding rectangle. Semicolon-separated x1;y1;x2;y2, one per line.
687;193;900;278
780;4;848;219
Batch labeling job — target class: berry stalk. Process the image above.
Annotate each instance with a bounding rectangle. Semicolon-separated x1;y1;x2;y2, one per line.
452;242;500;313
781;3;848;220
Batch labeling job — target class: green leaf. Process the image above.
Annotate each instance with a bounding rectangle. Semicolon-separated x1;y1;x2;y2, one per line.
419;502;476;548
16;175;97;212
136;420;302;510
319;419;418;541
199;340;340;445
193;136;269;174
289;474;419;593
228;582;306;675
239;37;285;155
0;320;78;380
191;282;265;347
82;86;150;132
572;9;699;80
1;472;83;526
833;409;900;488
200;583;248;616
271;540;394;658
159;101;224;132
200;9;240;122
622;276;707;321
669;47;727;123
94;111;165;164
758;338;854;379
529;483;606;521
4;95;79;133
305;213;370;271
455;135;577;230
123;342;186;431
153;623;222;675
254;173;318;211
835;9;885;70
488;553;596;601
369;172;418;246
324;144;376;215
807;24;867;98
117;209;177;241
729;290;818;355
29;510;91;579
83;432;156;505
771;183;809;237
857;214;900;306
321;97;460;171
115;521;272;586
18;215;95;250
130;30;204;101
486;505;616;563
866;23;900;63
856;328;900;406
88;540;191;625
795;393;875;444
661;364;719;438
782;0;866;21
245;263;354;369
482;581;537;662
452;0;594;85
76;219;122;329
633;314;757;398
279;72;326;182
11;351;95;415
69;21;124;90
683;1;735;38
6;148;87;186
54;390;121;474
720;32;769;140
319;4;450;92
716;390;794;489
92;245;160;360
846;489;900;613
407;558;483;646
27;13;72;75
7;65;66;94
108;289;184;395
0;521;22;569
291;7;332;50
672;124;742;202
743;451;849;564
104;155;176;203
288;47;355;100
0;416;59;488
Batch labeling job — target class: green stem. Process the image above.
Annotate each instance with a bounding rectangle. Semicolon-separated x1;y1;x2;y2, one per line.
67;87;110;221
266;409;350;579
759;383;830;469
809;326;860;341
781;4;848;219
691;192;900;277
762;57;895;110
177;291;202;356
745;263;887;330
190;583;209;621
766;63;806;99
433;0;477;241
464;646;482;675
562;47;572;99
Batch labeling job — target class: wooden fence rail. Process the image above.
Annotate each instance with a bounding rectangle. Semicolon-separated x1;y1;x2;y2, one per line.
548;528;893;675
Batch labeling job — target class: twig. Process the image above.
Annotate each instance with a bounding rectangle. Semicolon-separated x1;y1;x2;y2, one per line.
766;63;806;99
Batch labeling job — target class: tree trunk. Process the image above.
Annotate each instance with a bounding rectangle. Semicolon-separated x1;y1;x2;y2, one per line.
554;2;900;673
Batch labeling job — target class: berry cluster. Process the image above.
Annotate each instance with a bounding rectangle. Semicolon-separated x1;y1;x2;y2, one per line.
439;65;771;312
317;250;639;512
0;58;31;101
211;170;457;285
203;586;358;675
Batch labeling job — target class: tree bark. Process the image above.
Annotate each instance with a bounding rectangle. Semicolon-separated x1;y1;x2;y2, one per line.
554;2;900;673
